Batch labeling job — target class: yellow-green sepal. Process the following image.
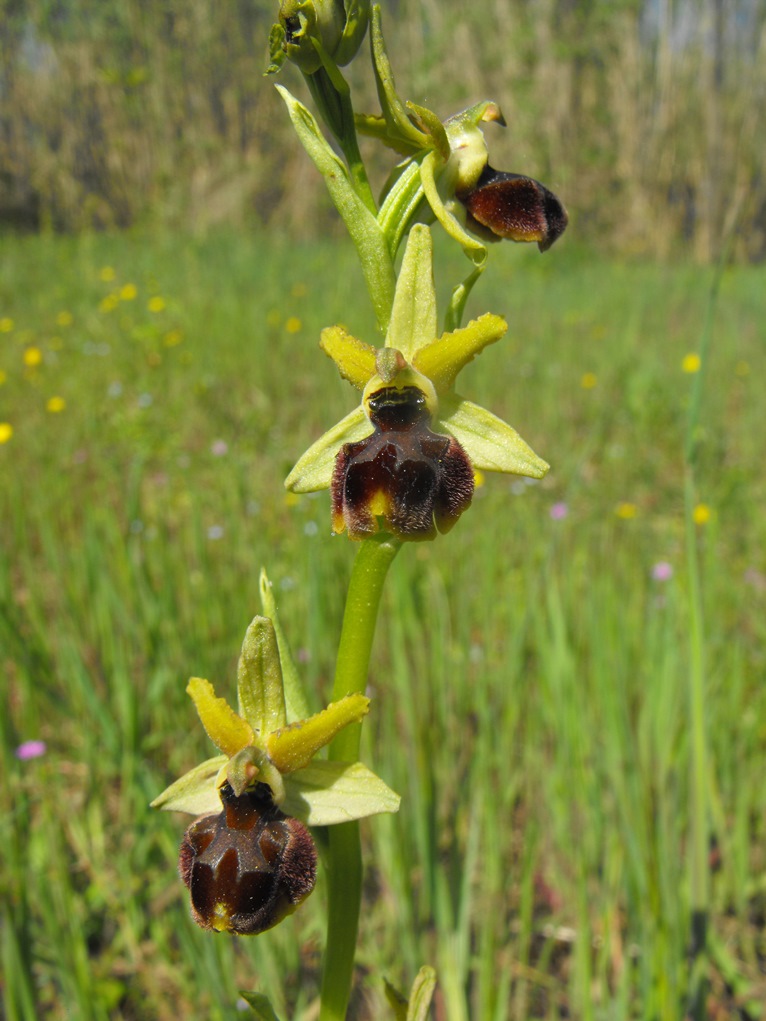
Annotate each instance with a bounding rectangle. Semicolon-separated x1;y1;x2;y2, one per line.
267;694;370;773
370;5;431;154
384;225;437;361
413;313;507;393
437;393;549;477
285;405;370;493
420;150;487;267
259;568;311;722
150;754;227;815
281;760;400;825
237;616;287;737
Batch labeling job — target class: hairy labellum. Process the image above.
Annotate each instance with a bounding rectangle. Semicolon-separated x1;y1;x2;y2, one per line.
332;385;474;540
459;166;568;252
178;782;317;935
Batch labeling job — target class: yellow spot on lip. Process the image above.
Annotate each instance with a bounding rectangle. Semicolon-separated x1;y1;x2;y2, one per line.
369;490;392;518
211;903;232;932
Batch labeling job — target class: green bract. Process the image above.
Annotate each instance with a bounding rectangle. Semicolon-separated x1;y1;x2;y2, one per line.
285;225;549;504
151;571;399;826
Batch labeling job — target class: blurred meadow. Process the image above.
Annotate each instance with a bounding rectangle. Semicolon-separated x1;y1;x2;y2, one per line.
2;1;766;1020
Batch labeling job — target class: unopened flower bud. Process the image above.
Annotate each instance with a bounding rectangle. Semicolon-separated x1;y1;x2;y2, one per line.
178;782;317;935
331;384;474;540
278;0;369;75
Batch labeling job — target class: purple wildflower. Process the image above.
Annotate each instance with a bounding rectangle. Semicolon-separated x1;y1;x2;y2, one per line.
652;561;673;582
16;740;47;760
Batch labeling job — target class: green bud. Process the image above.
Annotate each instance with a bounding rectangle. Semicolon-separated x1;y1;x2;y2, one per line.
276;0;370;76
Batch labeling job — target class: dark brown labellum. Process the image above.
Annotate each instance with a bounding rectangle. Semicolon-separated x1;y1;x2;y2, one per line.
331;385;474;541
178;782;317;935
459;166;568;251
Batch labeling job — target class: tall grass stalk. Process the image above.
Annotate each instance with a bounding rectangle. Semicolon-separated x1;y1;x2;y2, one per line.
682;257;725;1018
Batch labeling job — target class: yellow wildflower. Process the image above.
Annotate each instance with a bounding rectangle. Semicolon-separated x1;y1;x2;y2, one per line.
285;316;302;334
0;422;12;443
56;311;73;327
148;296;166;313
24;347;43;368
0;317;14;333
580;372;597;389
615;502;638;520
46;396;66;413
693;503;711;526
682;353;701;373
120;283;138;301
99;266;116;282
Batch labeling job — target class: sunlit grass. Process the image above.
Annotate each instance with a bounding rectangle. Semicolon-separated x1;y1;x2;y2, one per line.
1;230;764;1020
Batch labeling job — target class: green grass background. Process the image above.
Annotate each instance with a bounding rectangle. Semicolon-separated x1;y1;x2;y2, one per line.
1;230;764;1019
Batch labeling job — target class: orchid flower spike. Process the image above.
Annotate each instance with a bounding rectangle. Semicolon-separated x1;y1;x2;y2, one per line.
285;225;549;540
152;572;399;933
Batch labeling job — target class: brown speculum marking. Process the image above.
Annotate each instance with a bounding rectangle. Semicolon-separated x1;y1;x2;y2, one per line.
331;385;474;541
178;782;317;935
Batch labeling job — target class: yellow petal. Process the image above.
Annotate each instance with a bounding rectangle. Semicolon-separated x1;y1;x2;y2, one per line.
266;694;370;774
186;677;254;757
413;313;507;393
320;326;377;390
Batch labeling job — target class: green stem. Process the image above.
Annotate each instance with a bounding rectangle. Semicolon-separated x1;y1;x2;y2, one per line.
305;67;377;216
319;535;401;1021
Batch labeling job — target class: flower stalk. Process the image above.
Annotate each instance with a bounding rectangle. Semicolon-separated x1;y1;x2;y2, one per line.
320;535;401;1021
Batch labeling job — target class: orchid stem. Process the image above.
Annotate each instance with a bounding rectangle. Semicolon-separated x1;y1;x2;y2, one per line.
319;535;401;1021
